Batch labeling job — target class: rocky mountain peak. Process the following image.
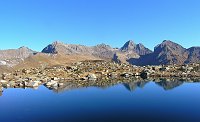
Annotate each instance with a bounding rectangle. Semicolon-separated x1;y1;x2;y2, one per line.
42;41;66;54
150;40;187;65
121;40;135;51
120;40;152;56
155;40;185;53
0;46;36;67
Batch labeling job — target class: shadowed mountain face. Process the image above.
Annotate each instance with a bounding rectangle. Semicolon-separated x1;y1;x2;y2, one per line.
128;40;200;65
153;40;188;65
185;47;200;63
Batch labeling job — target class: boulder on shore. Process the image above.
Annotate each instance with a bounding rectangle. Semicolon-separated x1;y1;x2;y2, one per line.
87;74;97;80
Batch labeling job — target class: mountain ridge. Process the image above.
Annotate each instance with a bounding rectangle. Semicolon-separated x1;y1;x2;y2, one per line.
0;40;199;70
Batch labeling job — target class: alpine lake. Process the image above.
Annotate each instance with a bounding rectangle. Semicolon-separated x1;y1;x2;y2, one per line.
0;78;200;122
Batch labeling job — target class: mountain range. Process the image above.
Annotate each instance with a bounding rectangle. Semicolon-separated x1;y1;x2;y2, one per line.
0;40;199;73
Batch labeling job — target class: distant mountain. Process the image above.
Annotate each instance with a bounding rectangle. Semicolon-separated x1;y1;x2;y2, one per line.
185;47;200;63
92;44;116;59
42;40;200;65
0;46;36;60
42;41;117;60
120;40;152;55
128;40;200;65
113;40;152;64
0;40;199;70
42;41;92;54
153;40;188;65
0;47;36;67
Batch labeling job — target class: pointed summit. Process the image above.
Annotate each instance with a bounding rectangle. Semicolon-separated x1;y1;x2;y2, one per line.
0;46;36;61
42;41;66;54
154;40;186;53
120;40;152;55
121;40;135;51
153;40;187;65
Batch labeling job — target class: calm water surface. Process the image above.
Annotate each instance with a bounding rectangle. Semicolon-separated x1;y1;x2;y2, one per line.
0;80;200;122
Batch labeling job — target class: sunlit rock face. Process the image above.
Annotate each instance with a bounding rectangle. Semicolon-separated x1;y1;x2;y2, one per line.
0;47;36;67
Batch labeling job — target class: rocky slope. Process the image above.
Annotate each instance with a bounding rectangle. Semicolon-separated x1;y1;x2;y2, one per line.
153;40;188;65
0;46;36;59
42;40;152;63
0;47;36;67
42;41;117;60
185;47;200;63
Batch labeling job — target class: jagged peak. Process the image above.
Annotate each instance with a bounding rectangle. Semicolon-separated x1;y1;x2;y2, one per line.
121;40;135;50
126;40;135;46
155;40;185;50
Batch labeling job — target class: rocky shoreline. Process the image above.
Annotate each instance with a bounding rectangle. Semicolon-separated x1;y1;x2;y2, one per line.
0;60;200;94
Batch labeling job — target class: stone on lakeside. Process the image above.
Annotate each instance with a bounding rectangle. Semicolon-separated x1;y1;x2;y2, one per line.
87;74;97;80
46;80;58;86
0;80;8;85
26;81;40;87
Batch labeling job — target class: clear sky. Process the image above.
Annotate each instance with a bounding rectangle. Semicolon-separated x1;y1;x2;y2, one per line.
0;0;200;51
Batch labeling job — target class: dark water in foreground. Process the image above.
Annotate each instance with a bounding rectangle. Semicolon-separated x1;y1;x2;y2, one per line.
0;80;200;122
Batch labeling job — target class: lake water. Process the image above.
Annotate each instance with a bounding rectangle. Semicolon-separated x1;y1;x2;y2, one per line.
0;80;200;122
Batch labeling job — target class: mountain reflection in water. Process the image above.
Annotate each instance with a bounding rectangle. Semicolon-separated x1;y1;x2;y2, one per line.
48;78;200;93
0;78;200;122
18;78;200;93
0;78;200;96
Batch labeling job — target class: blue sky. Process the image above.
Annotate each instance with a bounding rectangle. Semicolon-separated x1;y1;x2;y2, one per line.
0;0;199;51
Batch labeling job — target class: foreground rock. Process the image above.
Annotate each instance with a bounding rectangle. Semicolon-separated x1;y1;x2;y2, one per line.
26;81;41;88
